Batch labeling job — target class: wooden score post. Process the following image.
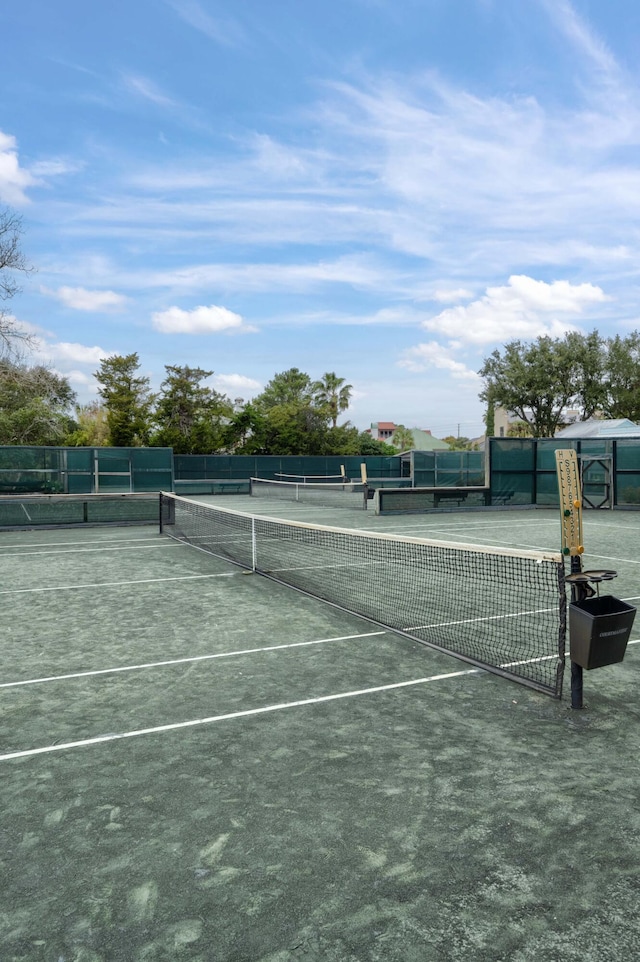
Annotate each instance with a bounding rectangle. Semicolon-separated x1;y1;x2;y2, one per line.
556;449;584;561
555;449;585;707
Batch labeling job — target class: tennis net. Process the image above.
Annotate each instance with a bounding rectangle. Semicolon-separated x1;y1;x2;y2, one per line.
250;477;368;510
275;472;348;483
0;493;160;528
160;493;566;696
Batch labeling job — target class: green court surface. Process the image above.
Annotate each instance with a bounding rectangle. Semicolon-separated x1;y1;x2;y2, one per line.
1;502;640;962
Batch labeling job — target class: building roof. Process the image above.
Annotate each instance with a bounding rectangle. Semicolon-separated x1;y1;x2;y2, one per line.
555;418;640;439
402;428;450;451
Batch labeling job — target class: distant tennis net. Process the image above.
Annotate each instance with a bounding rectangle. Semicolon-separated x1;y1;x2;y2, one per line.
275;472;349;483
250;477;368;510
0;493;159;528
160;493;566;696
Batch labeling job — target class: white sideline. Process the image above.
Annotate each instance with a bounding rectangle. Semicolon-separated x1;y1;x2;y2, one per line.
0;668;479;763
3;642;637;764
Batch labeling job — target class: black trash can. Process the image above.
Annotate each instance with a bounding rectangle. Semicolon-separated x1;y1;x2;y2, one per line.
569;595;636;670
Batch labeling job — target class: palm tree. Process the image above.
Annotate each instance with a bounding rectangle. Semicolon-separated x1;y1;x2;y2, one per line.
312;372;353;428
391;425;415;451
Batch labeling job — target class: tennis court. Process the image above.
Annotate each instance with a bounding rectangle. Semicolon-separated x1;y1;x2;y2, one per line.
2;497;640;961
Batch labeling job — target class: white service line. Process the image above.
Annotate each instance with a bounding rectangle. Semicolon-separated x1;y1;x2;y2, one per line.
0;631;385;689
0;667;479;763
406;604;558;632
0;572;238;595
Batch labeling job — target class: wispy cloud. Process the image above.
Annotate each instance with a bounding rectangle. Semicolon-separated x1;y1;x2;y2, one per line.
540;0;621;81
121;73;180;108
124;254;395;296
166;0;246;47
151;304;257;334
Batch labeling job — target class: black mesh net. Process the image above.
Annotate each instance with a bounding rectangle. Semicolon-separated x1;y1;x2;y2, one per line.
160;494;566;696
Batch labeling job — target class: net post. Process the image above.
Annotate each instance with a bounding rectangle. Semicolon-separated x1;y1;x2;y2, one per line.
569;554;584;709
251;517;257;571
555;449;585;708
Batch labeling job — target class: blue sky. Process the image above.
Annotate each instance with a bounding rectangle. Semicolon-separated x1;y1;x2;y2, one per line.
3;0;640;439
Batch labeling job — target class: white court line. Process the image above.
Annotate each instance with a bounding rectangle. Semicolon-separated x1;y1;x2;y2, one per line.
0;535;160;551
0;631;385;689
0;543;178;560
4;638;637;764
576;552;640;566
406;604;557;632
0;572;239;595
380;520;556;534
0;667;479;762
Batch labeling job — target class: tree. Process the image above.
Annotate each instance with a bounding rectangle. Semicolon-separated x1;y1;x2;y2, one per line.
255;368;314;410
0;208;34;358
391;425;415;450
312;372;353;428
223;402;268;453
564;330;607;419
94;353;153;446
355;432;397;456
603;332;640;421
247;368;327;454
65;401;110;446
442;435;471;450
507;421;534;438
152;365;232;454
484;387;496;437
262;402;329;455
479;335;588;437
0;359;77;444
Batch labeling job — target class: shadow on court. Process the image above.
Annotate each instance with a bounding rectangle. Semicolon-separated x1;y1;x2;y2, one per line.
1;512;640;962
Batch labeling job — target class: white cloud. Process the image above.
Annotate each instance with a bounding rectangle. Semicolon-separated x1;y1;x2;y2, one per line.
63;369;101;391
433;288;475;304
44;342;110;365
420;275;607;345
0;130;37;204
44;286;127;312
30;335;112;369
213;373;261;395
399;341;480;379
151;304;257;334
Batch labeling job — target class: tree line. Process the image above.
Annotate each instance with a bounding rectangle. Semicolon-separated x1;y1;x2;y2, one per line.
0;351;398;455
480;331;640;437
